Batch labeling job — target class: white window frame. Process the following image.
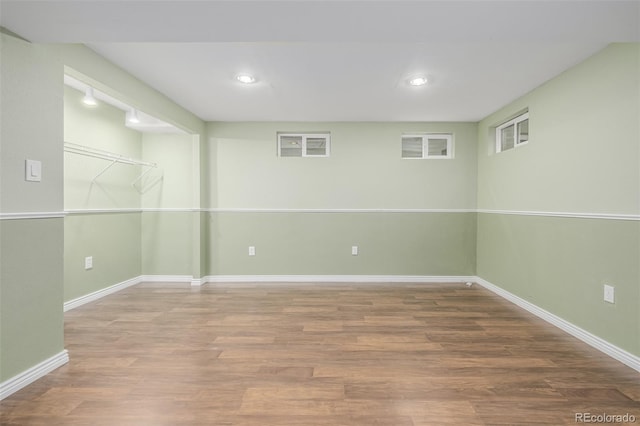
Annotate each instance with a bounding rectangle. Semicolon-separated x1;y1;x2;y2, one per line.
277;133;331;157
401;133;453;159
495;112;529;153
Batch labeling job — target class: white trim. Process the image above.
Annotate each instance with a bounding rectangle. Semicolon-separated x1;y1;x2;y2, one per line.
58;208;640;221
142;208;199;213
140;275;194;283
0;350;69;400
206;208;475;213
474;276;640;373
203;275;475;284
191;278;203;287
0;211;65;220
64;276;142;311
65;208;142;215
65;208;200;215
477;209;640;221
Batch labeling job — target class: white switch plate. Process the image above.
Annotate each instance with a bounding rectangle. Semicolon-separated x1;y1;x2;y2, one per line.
248;246;256;256
604;284;615;304
85;256;93;270
25;159;42;182
351;246;359;256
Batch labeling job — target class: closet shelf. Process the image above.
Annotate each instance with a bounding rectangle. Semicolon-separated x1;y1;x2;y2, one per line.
64;141;157;184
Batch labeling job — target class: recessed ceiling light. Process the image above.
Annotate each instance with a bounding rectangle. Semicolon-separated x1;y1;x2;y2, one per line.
236;74;256;84
407;76;428;86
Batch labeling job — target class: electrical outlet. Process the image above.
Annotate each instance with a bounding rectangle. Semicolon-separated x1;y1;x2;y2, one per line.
248;246;256;256
603;284;615;304
84;256;93;270
351;246;358;256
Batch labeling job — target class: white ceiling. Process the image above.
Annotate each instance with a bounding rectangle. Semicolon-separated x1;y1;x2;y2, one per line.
2;1;639;122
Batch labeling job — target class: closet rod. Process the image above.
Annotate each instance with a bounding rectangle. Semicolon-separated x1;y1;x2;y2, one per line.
64;142;157;183
64;142;157;167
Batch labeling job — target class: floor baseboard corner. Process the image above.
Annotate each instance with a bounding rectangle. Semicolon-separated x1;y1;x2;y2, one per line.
0;350;69;400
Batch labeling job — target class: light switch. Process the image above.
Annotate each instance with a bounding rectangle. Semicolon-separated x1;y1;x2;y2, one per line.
25;159;42;182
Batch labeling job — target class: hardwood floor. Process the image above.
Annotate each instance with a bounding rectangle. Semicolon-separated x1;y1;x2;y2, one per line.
1;282;639;425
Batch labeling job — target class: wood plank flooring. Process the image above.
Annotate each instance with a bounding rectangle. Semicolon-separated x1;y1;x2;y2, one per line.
1;282;639;425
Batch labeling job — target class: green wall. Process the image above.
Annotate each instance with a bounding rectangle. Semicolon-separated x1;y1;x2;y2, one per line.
209;212;476;276
206;121;478;276
0;34;65;382
140;133;200;277
63;85;143;301
477;44;639;214
1;33;204;384
476;43;640;356
208;122;477;209
64;88;200;290
64;213;141;301
64;85;142;209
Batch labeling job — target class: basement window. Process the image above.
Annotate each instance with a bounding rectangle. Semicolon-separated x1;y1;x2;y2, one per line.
278;133;330;157
401;134;453;159
496;112;529;153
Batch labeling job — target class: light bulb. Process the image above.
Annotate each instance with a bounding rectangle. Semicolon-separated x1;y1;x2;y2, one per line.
236;74;256;84
82;87;98;106
407;76;428;86
126;109;140;124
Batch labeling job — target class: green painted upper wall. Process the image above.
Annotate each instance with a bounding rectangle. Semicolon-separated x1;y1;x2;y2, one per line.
477;43;640;215
1;34;64;214
141;133;197;209
64;85;143;210
207;121;478;210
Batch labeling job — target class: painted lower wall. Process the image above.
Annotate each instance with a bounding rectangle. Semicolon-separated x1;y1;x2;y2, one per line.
207;212;476;276
64;213;142;302
0;219;65;381
477;213;639;356
142;211;193;276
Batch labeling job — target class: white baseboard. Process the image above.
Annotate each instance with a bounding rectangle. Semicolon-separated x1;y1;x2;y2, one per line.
140;275;194;283
203;275;475;284
64;276;142;312
0;350;69;400
65;275;198;313
474;276;640;373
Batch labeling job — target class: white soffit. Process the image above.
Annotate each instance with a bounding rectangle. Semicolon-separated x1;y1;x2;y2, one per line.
64;75;186;134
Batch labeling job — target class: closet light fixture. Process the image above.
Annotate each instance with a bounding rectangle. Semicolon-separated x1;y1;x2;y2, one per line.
236;74;256;84
407;76;428;86
126;109;140;124
82;87;98;106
